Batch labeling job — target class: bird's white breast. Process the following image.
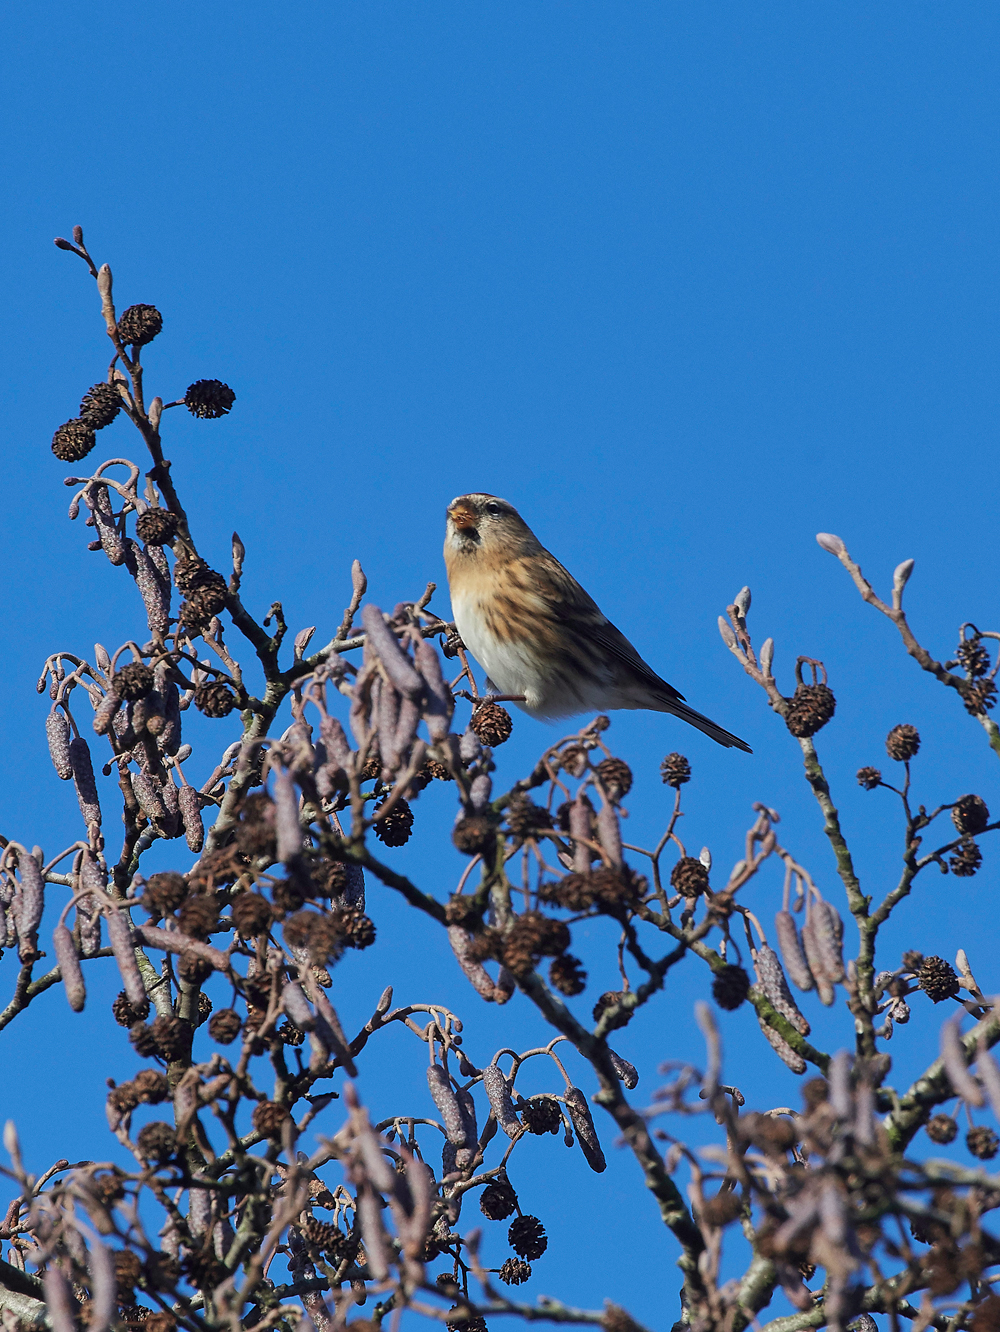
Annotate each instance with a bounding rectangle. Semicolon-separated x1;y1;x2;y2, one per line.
450;590;547;709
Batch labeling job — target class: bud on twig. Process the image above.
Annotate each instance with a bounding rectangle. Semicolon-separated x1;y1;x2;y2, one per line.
718;617;737;649
760;638;774;676
734;587;751;618
892;558;915;609
97;264;115;332
816;533;846;556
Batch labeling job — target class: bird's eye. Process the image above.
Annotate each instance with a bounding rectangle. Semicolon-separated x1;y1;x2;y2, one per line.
484;502;502;517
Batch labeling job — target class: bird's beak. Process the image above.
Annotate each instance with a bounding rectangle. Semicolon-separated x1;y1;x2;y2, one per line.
448;502;477;531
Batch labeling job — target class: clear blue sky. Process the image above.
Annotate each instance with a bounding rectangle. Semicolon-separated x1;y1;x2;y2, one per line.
3;4;1000;1327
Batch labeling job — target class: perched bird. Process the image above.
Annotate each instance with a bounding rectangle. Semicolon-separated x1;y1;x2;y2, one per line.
443;492;751;752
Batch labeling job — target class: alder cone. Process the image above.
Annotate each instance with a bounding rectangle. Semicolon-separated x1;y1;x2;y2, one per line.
470;702;513;747
785;683;836;738
886;724;920;761
917;956;960;1003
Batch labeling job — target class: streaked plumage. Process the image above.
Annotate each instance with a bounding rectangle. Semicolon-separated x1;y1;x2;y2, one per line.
443;493;751;752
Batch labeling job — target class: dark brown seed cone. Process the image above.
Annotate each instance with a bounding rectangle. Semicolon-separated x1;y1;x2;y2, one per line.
174;556;226;595
195;991;212;1027
968;1127;1000;1160
508;1215;547;1261
177;950;212;986
902;949;925;972
712;964;751;1011
117;304;163;346
310;857;347;898
961;679;998;715
957;638;991;678
504;796;552;839
886;724;920;761
471;702;513;747
108;1082;140;1116
283;910;320;950
785;683;836;738
950;837;983;877
52;419;96;462
272;877;307;917
141;871;188;918
128;1023;159;1058
178;894;219;939
135;1121;175;1164
592;990;632;1031
541;872;594;911
278;1020;304;1046
595;757;633;798
194;682;238;718
521;1096;562;1135
857;766;882;790
549;953;587;996
670;857;709;898
133;1069;170;1104
699;1190;744;1228
480;1180;517;1220
927;1114;959;1144
425;758;453;781
660;752;691;787
151;1015;192;1060
252;1100;289;1137
306;914;346;965
953;794;990;835
185;379;236;419
135;508;179;545
445;895;482;928
113;662;155;701
79;382;121;429
340;909;376;949
499;1258;531;1286
208;1009;242;1044
591;866;645;910
374;798;414;846
112;990;150;1027
918;956;960;1003
453;813;497;856
231;892;272;938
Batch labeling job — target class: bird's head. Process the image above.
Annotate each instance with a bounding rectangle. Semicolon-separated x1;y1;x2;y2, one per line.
444;493;540;562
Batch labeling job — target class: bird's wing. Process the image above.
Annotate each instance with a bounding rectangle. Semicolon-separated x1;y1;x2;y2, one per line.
518;550;686;701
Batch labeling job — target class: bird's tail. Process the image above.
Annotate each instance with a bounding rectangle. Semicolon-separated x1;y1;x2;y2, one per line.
659;696;753;753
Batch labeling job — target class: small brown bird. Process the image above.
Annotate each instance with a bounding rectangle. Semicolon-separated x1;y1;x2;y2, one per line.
443;493;751;752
